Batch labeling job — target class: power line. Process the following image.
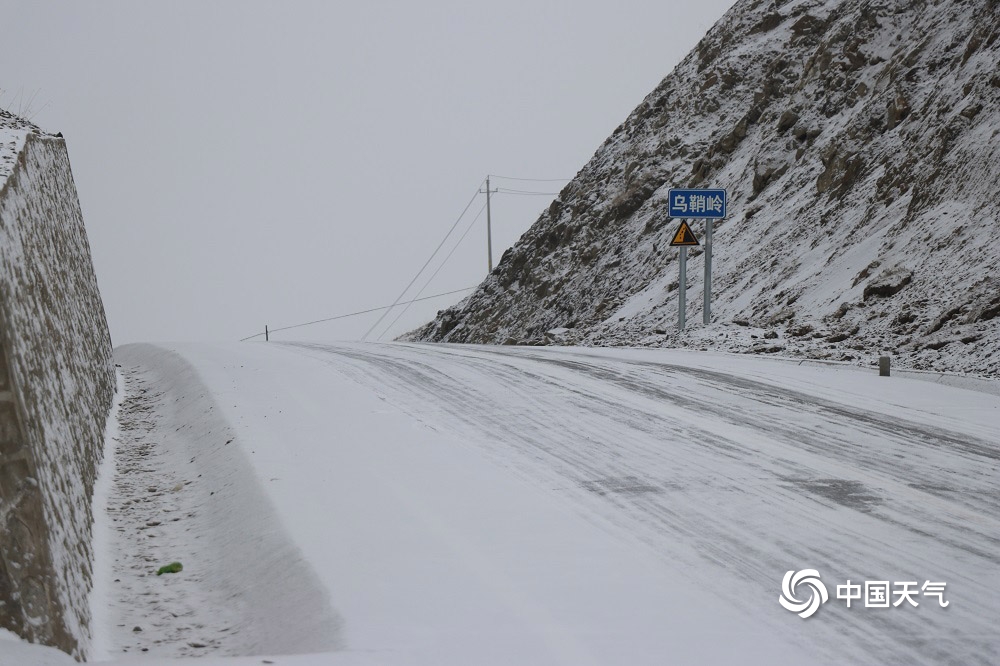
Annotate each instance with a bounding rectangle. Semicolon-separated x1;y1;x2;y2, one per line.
240;286;476;342
490;174;569;182
360;180;485;341
242;172;563;344
496;187;561;196
376;201;489;341
373;175;560;341
377;175;559;339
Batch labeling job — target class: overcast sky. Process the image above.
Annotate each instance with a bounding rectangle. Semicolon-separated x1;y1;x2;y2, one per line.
2;0;736;345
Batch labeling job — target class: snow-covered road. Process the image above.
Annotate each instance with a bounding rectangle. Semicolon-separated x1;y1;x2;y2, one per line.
85;342;999;666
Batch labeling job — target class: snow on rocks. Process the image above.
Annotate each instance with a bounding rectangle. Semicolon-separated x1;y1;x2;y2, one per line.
0;111;115;657
0;108;39;184
407;0;1000;378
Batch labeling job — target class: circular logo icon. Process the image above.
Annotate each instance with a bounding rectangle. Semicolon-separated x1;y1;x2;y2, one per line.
779;569;829;618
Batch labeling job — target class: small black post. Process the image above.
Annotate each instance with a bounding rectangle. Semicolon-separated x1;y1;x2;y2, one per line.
879;355;890;377
265;325;269;342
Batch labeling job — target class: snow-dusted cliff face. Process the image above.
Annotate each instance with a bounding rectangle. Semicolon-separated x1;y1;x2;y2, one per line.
0;111;115;659
409;0;1000;376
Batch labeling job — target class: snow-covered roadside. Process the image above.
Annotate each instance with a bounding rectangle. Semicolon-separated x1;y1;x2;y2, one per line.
89;369;126;661
0;628;74;666
93;346;341;660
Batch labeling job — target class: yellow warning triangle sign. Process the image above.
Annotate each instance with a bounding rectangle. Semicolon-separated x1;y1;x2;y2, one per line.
669;220;700;246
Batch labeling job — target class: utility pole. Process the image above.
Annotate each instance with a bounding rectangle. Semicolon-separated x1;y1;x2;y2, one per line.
486;175;494;272
480;176;498;274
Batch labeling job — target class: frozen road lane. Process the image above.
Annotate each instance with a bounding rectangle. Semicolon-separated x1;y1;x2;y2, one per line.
157;342;1000;665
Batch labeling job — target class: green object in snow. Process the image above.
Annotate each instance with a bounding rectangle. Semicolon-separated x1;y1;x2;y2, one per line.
156;562;183;576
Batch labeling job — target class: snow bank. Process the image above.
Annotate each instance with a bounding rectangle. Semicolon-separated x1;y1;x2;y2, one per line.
0;115;115;658
0;628;75;666
107;345;341;658
87;369;125;661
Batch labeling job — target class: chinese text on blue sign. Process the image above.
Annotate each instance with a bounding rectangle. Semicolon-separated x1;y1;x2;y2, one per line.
668;189;727;219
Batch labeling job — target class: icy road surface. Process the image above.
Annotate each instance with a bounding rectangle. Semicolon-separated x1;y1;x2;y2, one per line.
84;342;999;666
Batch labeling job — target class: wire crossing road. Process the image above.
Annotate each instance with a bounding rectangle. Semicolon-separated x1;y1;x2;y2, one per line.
130;342;1000;665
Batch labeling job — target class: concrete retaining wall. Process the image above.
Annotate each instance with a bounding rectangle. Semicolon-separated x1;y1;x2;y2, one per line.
0;128;115;660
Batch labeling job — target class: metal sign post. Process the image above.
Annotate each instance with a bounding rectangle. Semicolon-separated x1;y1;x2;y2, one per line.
704;219;713;325
667;189;727;328
678;246;687;330
669;220;699;330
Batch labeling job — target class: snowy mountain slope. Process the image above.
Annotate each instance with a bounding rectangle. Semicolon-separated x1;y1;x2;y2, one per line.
58;342;1000;665
407;0;1000;376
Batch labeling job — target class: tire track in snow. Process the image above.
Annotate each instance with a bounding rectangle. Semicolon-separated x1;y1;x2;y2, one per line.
276;342;1000;666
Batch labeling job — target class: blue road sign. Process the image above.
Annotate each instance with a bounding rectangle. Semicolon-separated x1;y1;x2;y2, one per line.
668;189;727;218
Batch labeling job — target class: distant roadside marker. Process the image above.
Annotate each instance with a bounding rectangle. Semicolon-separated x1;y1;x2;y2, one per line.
879;356;891;377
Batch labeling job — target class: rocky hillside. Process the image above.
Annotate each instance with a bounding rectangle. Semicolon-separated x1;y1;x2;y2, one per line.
407;0;1000;377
